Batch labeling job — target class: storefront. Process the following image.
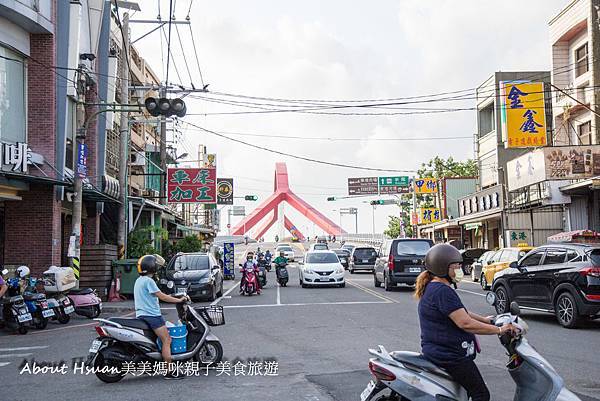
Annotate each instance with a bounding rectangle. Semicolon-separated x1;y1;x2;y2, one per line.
457;185;504;250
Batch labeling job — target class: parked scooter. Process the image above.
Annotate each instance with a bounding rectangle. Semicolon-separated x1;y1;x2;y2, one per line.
40;266;77;324
360;295;582;401
0;270;31;334
274;261;289;287
23;289;54;330
68;288;102;319
239;263;260;296
85;291;224;383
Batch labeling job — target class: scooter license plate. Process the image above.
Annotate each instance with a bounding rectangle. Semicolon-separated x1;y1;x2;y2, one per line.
64;305;75;314
17;313;32;323
42;309;55;318
176;287;187;295
360;380;377;401
89;340;102;353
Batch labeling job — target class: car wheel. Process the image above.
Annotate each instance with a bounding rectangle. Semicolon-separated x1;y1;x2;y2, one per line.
471;269;478;282
384;273;393;292
555;292;582;329
494;286;510;314
374;273;381;288
480;274;489;290
207;286;216;302
350;268;355;274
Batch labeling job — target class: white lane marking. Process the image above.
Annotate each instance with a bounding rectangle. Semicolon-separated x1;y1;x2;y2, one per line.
460;280;481;286
0;353;33;358
211;282;240;306
277;283;281;305
0;346;48;352
223;300;389;309
0;362;10;367
346;279;398;303
457;289;485;297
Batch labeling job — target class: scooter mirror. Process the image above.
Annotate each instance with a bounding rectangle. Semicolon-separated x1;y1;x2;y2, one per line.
510;301;521;316
485;292;496;306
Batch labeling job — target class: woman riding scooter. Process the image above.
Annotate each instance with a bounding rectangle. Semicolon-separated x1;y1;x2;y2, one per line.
240;253;261;295
415;244;516;401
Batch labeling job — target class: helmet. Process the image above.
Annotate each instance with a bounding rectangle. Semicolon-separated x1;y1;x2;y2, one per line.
137;254;165;275
424;244;462;277
16;265;30;279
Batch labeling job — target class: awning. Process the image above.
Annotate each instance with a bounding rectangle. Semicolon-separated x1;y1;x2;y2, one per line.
176;223;215;235
0;171;69;187
559;177;600;195
83;187;120;203
458;211;502;225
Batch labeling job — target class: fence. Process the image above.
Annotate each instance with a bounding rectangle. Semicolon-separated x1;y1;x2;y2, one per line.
337;233;388;248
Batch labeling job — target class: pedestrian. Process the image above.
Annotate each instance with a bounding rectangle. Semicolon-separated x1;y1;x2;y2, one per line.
415;244;516;401
134;254;189;379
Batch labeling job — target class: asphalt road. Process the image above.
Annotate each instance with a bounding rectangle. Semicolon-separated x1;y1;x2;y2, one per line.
1;241;599;401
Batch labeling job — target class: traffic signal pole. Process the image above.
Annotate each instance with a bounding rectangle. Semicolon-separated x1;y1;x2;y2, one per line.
159;86;167;205
117;12;130;260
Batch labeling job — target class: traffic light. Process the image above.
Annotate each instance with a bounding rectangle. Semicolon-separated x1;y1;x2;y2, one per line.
327;197;336;201
144;97;187;117
370;200;386;205
244;195;258;201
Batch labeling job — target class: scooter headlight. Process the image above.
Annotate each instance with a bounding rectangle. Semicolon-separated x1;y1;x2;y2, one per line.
167;281;174;289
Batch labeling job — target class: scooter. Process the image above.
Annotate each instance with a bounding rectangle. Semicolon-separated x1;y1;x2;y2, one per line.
22;290;54;330
46;293;74;324
85;291;224;383
68;288;102;319
265;254;273;271
274;261;289;287
360;294;582;401
256;259;268;288
239;264;260;296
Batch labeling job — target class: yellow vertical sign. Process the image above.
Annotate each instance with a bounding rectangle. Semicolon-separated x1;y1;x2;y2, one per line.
502;82;547;148
413;178;438;194
419;208;441;224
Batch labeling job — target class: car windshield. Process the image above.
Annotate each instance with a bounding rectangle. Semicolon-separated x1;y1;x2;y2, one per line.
313;244;328;250
277;247;293;252
306;253;339;264
588;249;600;265
395;240;431;256
173;255;209;270
334;250;350;256
354;248;377;257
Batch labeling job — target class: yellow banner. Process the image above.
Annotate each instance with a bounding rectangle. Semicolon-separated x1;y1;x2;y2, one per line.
419;208;441;224
502;82;547;148
413;178;438;194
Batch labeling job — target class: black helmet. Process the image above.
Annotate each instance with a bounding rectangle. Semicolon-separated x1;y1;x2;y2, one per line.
137;254;166;275
424;244;462;277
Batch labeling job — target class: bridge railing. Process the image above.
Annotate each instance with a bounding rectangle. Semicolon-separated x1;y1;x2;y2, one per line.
337;233;388;248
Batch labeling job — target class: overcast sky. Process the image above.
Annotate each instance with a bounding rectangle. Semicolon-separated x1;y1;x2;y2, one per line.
129;0;567;237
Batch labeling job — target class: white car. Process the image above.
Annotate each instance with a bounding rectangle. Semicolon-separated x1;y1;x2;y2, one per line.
276;245;295;262
309;243;329;251
299;250;345;288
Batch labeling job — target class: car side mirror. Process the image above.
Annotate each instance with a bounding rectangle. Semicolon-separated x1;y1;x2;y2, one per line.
509;261;518;270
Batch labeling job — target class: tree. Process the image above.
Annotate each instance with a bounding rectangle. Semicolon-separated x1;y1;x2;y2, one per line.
127;226;168;259
173;235;204;254
417;156;477;179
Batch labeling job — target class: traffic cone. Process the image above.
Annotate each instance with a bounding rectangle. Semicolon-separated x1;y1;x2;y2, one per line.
108;272;126;302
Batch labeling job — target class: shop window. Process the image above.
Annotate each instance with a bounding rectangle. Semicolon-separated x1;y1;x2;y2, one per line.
575;43;588;77
0;46;27;143
577;121;591;145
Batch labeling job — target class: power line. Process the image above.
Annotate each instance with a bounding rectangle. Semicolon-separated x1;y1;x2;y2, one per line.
165;0;174;85
175;23;194;87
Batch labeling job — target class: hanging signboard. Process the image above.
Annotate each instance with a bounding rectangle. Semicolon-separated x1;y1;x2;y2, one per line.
348;177;378;195
418;208;441;224
167;167;217;203
76;143;88;178
500;82;548;148
217;178;234;205
413;178;438;194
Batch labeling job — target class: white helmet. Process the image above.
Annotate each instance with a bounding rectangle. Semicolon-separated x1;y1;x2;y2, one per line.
16;265;30;278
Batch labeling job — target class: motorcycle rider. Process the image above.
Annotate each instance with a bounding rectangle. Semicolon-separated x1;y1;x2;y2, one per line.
134;254;189;379
264;249;272;263
240;253;261;295
272;251;288;279
415;244;516;401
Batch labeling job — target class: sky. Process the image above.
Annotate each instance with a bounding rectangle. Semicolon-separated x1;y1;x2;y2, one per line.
128;0;568;238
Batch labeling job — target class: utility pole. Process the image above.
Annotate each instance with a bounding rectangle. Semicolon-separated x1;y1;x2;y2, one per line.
117;12;130;260
159;86;167;205
70;65;88;285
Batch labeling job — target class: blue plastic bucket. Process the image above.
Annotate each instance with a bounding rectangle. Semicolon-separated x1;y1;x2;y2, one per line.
157;324;187;354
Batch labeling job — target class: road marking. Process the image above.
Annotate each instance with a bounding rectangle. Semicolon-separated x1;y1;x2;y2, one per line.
461;280;481;286
0;346;48;352
0;353;33;358
0;362;10;367
457;289;485;297
29;311;136;334
347;279;398;303
223;300;389;309
211;282;240;306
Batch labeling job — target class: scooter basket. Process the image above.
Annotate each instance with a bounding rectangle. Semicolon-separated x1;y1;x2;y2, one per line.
197;305;225;326
157;324;188;354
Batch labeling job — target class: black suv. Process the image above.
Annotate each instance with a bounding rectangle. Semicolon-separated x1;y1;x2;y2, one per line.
159;252;224;302
491;244;600;328
350;246;378;273
374;238;434;291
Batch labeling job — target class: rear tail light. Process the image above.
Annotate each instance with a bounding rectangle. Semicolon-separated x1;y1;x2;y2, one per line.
41;301;48;308
369;361;396;381
579;267;600;278
388;253;394;271
95;325;107;337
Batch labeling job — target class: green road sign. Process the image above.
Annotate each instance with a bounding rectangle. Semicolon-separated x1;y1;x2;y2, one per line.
378;176;409;187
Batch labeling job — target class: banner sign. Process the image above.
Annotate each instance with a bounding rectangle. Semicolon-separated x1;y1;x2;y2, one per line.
167;167;217;203
418;208;441;224
76;143;88;178
223;242;235;276
413;178;438;194
217;178;234;205
500;82;547;148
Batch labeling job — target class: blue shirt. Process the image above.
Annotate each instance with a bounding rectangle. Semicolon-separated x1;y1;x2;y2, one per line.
134;276;161;317
418;282;476;365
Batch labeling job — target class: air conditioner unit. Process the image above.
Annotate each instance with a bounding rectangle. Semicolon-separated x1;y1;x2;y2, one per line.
143;189;159;198
130;151;146;166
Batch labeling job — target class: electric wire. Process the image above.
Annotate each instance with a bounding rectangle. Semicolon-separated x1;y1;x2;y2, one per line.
165;0;174;85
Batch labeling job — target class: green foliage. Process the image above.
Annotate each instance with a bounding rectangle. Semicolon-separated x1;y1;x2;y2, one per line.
417;156;477;179
172;235;204;254
127;226;168;259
